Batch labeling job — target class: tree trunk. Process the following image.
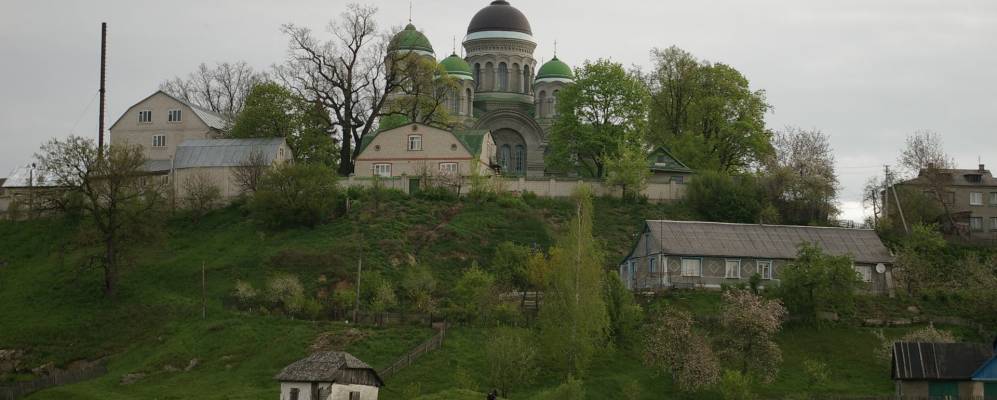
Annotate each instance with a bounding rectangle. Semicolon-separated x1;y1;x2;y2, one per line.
104;236;117;298
338;133;353;176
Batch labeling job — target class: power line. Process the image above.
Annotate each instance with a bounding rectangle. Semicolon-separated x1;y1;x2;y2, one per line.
69;91;100;136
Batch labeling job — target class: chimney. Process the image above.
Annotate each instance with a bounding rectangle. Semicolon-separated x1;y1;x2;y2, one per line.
980;164;986;172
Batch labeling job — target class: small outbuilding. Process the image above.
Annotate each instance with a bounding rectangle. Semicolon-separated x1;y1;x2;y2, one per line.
892;341;995;399
973;339;997;398
275;351;383;400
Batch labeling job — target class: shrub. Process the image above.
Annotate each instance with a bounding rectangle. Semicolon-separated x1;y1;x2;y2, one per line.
266;274;305;314
181;171;222;220
719;370;755;400
486;327;538;397
531;376;585;400
874;324;956;361
802;359;829;388
249;163;339;228
233;280;258;307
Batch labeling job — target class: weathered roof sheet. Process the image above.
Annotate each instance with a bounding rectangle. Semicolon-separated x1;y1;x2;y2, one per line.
643;220;894;264
2;165;61;188
893;342;992;381
274;352;383;386
174;138;285;169
142;160;173;173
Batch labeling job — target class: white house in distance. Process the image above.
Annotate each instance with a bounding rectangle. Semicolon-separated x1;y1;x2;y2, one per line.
275;352;383;400
354;123;496;185
109;90;292;202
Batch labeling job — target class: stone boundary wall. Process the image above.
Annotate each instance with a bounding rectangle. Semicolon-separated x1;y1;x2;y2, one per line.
341;176;687;202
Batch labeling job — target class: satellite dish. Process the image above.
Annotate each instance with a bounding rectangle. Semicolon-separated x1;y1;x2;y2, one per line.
875;263;886;274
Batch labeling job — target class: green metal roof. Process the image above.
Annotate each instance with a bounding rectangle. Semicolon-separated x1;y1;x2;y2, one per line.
453;130;489;155
648;147;693;173
439;53;473;79
536;57;573;80
389;24;434;54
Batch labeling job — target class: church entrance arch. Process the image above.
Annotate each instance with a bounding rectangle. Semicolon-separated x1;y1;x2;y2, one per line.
474;110;546;177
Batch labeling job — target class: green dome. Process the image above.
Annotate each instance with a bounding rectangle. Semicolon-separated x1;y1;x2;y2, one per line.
389;23;434;55
439;53;473;79
536;57;573;81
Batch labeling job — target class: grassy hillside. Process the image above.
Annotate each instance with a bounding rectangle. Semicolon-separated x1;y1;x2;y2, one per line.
0;194;985;399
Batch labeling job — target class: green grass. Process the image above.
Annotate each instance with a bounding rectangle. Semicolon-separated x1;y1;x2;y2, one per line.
0;194;987;399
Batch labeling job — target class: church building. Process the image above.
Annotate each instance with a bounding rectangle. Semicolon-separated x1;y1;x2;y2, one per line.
383;0;573;177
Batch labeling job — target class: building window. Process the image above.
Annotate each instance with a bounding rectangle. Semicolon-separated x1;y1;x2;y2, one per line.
152;135;167;148
349;392;361;400
407;135;422;151
725;260;741;279
289;388;300;400
138;110;152;123
474;63;481;89
671;175;685;184
628;260;637;286
681;258;702;277
991;217;997;231
373;163;391;178
499;145;511;172
648;257;656;274
990;192;997;206
168;109;182;122
439;162;458;175
758;260;773;280
970;192;984;206
514;145;525;174
854;265;873;283
970;217;984;232
498;62;509;91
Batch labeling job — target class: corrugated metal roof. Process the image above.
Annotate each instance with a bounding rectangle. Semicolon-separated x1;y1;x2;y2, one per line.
274;352;383;386
142;160;173;173
174;138;285;169
643;220;894;264
2;165;61;188
893;342;992;381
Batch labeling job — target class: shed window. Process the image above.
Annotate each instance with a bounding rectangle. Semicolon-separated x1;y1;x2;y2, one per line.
407;135;422;151
349;392;361;400
971;192;984;206
373;163;391;178
680;258;702;277
854;265;872;283
671;175;685;184
724;260;741;279
289;388;300;400
757;260;773;280
648;257;656;274
168;109;182;122
138;110;152;123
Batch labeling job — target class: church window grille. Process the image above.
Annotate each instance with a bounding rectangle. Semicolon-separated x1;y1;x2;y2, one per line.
498;63;509;91
474;63;481;89
466;89;473;116
499;145;511;173
514;145;525;174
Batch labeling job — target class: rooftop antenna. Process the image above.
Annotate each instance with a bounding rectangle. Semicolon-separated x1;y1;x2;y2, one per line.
408;1;413;23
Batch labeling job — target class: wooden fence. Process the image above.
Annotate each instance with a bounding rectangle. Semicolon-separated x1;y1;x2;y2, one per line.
0;360;107;400
377;324;446;381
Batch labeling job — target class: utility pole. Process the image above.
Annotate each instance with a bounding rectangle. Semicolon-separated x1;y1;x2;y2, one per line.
353;234;363;323
201;261;206;319
98;22;107;155
885;165;910;234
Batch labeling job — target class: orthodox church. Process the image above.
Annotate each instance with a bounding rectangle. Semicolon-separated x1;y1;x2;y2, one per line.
386;0;574;177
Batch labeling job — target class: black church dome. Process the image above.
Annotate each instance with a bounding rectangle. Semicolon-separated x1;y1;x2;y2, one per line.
467;1;532;35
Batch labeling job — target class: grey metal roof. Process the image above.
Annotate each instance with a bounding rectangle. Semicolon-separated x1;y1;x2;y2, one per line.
643;220;894;264
274;352;383;386
174;138;285;169
2;165;61;188
906;168;997;187
142;160;173;173
893;342;992;381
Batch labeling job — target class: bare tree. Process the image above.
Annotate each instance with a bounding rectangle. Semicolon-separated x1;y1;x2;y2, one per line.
898;129;955;177
232;149;270;194
762;126;839;225
161;61;265;121
182;171;222;221
36;137;166;297
274;4;453;176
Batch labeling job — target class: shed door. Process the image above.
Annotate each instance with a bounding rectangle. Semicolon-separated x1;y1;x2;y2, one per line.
928;382;959;399
409;178;421;194
985;382;997;400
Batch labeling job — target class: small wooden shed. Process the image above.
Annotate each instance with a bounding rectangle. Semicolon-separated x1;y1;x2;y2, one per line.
892;341;994;399
275;351;383;400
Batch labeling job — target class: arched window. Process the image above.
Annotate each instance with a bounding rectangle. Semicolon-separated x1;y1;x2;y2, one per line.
552;90;560;116
499;145;511;173
512;63;521;94
498;62;509;91
484;62;495;91
514;145;525;174
451;89;460;114
465;88;473;116
537;90;547;117
474;63;481;90
522;65;530;94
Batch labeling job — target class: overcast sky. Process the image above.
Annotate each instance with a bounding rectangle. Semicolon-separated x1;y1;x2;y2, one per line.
2;0;995;222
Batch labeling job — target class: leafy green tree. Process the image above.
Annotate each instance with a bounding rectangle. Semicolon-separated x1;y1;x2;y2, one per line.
401;264;438;315
230;82;339;168
718;290;786;383
604;143;650;201
893;224;948;295
761;126;839;225
547;59;649;177
36;137;166;297
486;327;538;397
449;263;498;324
686;171;766;223
603;271;643;350
370;281;397;325
249;163;339;229
648;46;772;172
777;243;861;324
538;187;610;376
